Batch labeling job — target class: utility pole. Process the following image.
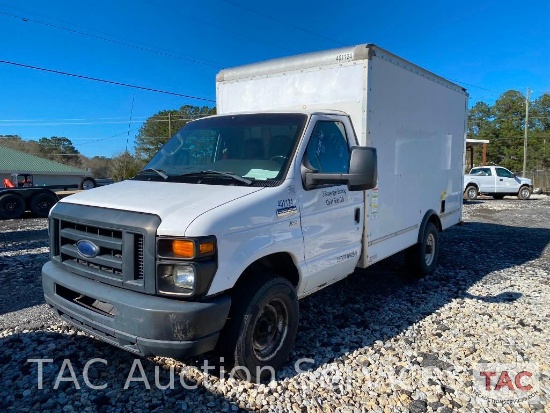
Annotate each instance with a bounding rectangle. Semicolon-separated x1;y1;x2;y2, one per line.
168;112;172;138
522;87;530;177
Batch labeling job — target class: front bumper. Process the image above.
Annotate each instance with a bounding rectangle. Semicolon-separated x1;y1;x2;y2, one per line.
42;261;231;358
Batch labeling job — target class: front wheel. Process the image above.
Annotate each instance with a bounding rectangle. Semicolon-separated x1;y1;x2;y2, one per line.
464;185;478;200
517;186;531;200
220;274;298;382
405;222;439;279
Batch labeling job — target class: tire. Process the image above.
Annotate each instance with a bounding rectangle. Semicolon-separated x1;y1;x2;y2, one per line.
30;191;58;218
492;194;505;200
219;273;299;382
464;185;478;200
0;193;25;219
405;222;439;279
517;186;531;200
80;178;96;190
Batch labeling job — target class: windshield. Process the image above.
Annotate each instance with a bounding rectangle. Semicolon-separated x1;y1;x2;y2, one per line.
135;113;307;186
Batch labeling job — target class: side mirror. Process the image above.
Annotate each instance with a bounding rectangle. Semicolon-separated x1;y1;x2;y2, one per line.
347;147;378;190
304;147;377;191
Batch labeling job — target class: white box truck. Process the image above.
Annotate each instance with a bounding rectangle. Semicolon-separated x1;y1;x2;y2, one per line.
42;44;468;381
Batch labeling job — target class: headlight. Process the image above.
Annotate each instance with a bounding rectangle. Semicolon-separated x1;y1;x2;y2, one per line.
173;265;195;289
158;264;195;296
156;236;218;298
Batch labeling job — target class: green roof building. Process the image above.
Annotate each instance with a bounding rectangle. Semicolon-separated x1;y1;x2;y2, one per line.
0;145;90;188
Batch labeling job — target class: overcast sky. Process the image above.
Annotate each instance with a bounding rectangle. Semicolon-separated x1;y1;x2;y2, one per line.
1;0;549;157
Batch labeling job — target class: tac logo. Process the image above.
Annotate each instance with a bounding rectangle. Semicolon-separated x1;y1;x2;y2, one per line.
472;363;540;404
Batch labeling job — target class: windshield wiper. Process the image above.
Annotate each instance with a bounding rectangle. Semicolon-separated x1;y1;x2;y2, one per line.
138;168;168;180
180;170;253;185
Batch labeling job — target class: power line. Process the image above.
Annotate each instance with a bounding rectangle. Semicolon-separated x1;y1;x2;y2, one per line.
125;95;135;153
0;8;223;68
0;121;148;126
0;129;141;146
221;0;347;46
0;5;518;106
67;129;142;147
449;79;503;94
219;2;516;97
0;114;545;126
0;117;212;125
142;0;295;53
0;59;216;103
2;4;537;109
0;116;151;122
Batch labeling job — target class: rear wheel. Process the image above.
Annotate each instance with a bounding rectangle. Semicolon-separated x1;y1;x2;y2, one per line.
517;186;531;200
0;193;25;219
218;273;299;382
405;222;439;280
464;185;478;200
30;191;58;218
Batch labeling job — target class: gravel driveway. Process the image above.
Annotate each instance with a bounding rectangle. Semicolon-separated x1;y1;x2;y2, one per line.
1;196;549;412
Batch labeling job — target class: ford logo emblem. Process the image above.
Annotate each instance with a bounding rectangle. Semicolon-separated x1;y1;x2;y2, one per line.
76;240;100;258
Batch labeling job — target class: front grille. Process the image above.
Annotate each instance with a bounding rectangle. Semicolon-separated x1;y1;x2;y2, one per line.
49;203;160;294
59;221;129;282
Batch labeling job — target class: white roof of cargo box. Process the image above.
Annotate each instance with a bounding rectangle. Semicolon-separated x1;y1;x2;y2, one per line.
217;43;467;95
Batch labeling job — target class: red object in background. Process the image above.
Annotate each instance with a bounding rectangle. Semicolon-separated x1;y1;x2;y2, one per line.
3;178;15;188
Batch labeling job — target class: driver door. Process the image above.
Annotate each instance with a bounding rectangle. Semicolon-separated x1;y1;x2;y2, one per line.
298;115;364;294
495;167;519;193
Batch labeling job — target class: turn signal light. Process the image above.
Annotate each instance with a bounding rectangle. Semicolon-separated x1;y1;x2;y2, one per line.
199;242;215;254
172;240;194;258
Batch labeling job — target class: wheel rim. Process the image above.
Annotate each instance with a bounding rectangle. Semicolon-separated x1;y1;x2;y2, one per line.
39;200;52;210
468;188;476;199
521;188;529;198
252;298;289;362
82;180;94;190
424;233;436;266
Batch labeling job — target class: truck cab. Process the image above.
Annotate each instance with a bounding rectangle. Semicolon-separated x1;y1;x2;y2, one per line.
42;111;377;380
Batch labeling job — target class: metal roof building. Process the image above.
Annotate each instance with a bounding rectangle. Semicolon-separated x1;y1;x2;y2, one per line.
0;145;89;187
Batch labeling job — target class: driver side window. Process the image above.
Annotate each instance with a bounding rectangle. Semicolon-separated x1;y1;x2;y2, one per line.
496;168;513;178
305;121;350;174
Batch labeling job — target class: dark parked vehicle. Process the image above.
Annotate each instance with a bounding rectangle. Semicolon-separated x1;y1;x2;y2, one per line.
0;173;96;219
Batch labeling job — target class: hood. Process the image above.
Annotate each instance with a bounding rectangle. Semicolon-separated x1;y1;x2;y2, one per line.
60;180;263;222
518;177;532;185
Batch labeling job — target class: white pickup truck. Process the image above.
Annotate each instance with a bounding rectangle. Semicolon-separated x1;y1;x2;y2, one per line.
463;166;533;200
42;44;467;381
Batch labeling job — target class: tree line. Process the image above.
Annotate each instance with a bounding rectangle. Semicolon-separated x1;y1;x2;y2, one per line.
468;91;549;172
1;92;548;180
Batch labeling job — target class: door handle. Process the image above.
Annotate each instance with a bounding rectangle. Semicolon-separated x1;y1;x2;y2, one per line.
354;207;360;223
499;178;503;181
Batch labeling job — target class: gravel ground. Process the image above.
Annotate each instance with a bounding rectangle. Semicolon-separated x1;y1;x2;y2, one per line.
1;196;549;412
